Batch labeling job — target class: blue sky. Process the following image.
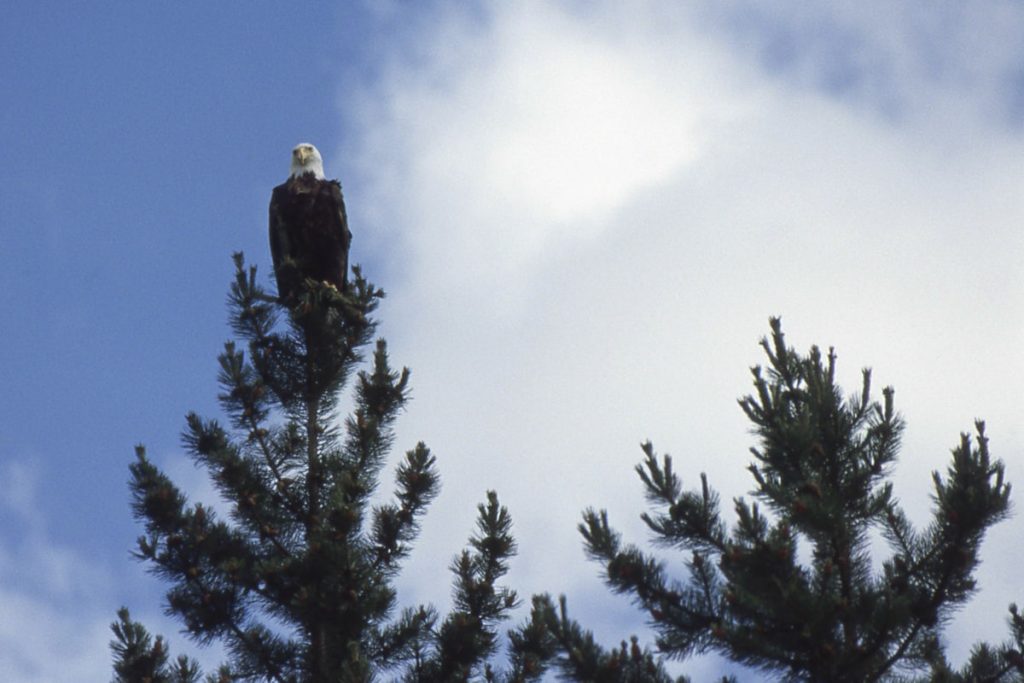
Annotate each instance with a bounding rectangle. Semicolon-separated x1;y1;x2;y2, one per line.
2;2;1023;680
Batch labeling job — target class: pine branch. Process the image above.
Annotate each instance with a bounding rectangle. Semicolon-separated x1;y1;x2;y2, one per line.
110;607;204;683
412;492;520;681
505;594;687;683
637;444;728;555
569;319;1018;682
372;443;440;571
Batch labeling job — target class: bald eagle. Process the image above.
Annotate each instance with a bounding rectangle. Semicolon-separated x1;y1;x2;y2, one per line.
269;143;352;302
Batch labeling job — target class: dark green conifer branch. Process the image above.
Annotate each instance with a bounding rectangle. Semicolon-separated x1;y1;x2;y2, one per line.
111;607;207;683
503;594;698;683
114;255;524;682
406;491;520;682
547;318;1018;682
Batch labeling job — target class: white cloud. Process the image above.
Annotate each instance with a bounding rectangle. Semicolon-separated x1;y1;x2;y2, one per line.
0;457;225;682
350;2;760;318
0;460;117;682
0;588;112;683
700;0;1024;127
346;0;1024;674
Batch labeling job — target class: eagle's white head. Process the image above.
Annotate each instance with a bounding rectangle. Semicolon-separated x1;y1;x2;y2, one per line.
289;142;326;180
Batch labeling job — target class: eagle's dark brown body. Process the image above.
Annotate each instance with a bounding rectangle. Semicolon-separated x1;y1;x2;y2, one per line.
268;173;351;302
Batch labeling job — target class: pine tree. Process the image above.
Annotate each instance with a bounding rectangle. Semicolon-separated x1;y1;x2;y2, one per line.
532;318;1022;682
111;255;520;682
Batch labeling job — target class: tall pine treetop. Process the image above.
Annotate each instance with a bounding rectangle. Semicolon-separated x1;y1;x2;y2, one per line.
112;257;522;683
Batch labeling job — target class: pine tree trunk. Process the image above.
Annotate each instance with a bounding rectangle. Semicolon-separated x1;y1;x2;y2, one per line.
305;334;329;682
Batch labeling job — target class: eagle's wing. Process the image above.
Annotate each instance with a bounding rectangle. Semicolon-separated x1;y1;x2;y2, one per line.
329;181;352;286
268;185;293;298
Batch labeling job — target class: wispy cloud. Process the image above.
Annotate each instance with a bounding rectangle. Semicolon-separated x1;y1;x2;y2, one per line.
349;3;765;316
0;456;227;682
703;1;1024;125
0;460;116;682
345;1;1024;673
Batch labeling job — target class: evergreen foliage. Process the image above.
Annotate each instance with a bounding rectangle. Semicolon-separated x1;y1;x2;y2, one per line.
503;594;697;683
112;265;1022;683
567;318;1021;682
111;606;220;683
111;256;520;682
